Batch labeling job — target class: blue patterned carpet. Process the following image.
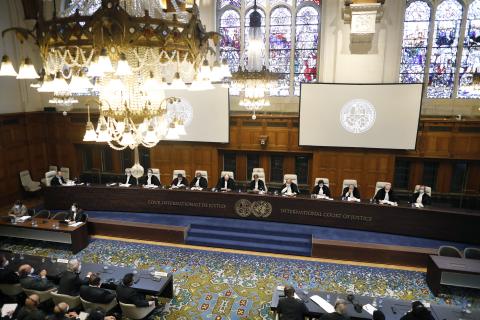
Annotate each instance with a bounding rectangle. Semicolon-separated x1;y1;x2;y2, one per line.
1;238;478;319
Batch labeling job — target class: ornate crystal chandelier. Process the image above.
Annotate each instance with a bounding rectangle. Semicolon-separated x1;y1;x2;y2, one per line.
0;0;230;149
231;0;278;119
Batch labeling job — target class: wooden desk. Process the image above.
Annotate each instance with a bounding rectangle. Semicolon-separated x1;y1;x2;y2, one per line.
44;185;480;244
2;252;174;298
270;288;479;320
0;218;89;253
426;255;480;296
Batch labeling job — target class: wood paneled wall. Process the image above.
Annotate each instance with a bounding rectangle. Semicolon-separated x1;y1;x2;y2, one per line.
1;112;479;205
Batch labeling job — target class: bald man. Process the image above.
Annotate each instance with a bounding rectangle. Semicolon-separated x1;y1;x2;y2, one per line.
47;302;78;320
15;294;46;320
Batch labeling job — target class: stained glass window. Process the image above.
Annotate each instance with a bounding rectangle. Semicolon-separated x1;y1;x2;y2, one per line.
427;0;462;98
220;0;241;8
219;10;241;74
244;8;266;66
458;0;480;98
294;6;319;95
271;0;293;6
297;0;320;5
399;1;431;84
246;0;267;7
269;7;292;96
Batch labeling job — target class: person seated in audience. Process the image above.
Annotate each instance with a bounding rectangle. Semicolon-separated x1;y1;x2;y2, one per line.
80;273;116;305
277;286;307;320
341;184;361;201
171;173;188;189
281;178;299;196
116;273;155;308
411;186;431;208
373;183;397;205
373;310;386;320
216;174;236;192
190;172;208;190
58;259;91;296
122;168;136;186
8;200;28;218
311;180;331;198
18;264;55;291
51;171;67;186
400;301;434;320
142;169;161;187
86;308;116;320
320;298;348;320
248;174;266;193
46;302;78;320
0;254;19;284
66;203;87;223
15;294;46;320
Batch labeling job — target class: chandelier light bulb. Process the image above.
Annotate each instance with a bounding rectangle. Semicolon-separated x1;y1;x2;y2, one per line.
144;125;158;144
87;58;104;77
199;59;211;81
37;75;54;92
0;55;18;76
98;48;114;73
211;60;223;82
165;123;180;140
69;71;93;93
51;71;70;93
16;57;39;79
221;58;232;78
83;121;97;141
115;53;132;76
170;72;187;90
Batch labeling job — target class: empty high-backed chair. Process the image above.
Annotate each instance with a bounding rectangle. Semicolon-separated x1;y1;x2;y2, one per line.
283;174;298;185
172;169;186;180
221;171;234;179
34;210;51;219
19;170;42;193
60;167;70;180
414;185;432;197
195;170;208;181
464;247;480;260
438;246;462;258
314;178;330;187
119;302;156;320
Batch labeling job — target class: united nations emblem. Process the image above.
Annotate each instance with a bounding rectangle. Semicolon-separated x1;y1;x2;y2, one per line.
234;199;252;217
340;99;376;134
251;201;273;218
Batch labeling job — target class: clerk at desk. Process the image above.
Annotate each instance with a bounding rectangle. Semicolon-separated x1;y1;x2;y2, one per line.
142;169;161;186
8;200;28;218
51;171;66;186
216;174;236;192
66;203;87;223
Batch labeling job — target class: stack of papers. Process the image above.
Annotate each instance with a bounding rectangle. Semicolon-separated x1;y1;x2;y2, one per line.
16;216;31;222
57;258;69;264
363;304;377;315
153;271;168;277
1;304;17;317
107;183;117;187
68;222;83;227
310;295;335;313
143;184;158;189
78;312;88;320
119;183;131;188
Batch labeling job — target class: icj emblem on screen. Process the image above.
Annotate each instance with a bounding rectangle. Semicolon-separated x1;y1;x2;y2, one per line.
340;99;376;134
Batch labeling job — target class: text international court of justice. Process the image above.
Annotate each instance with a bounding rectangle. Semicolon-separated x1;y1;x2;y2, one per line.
0;1;479;320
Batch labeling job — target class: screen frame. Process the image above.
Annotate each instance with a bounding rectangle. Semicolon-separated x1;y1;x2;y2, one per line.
298;82;423;151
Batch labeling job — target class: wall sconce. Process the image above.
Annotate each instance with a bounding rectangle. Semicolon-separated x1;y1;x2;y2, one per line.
259;135;268;147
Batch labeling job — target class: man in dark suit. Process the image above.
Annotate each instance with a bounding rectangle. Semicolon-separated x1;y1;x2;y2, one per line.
374;182;397;204
58;259;90;296
15;294;46;320
248;174;266;192
312;180;331;197
190;172;208;190
66;203;87;223
320;299;349;320
116;273;154;308
0;255;19;284
341;184;360;201
122;168;136;185
141;169;161;186
46;302;78;320
400;301;435;320
411;186;432;207
51;171;66;186
216;174;236;192
281;178;299;196
276;286;308;320
171;173;188;189
80;273;116;305
18;264;55;291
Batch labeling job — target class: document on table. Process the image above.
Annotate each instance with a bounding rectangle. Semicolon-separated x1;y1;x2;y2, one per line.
1;303;17;317
363;304;377;315
119;183;131;187
78;312;88;320
69;222;83;227
16;216;31;222
310;295;335;313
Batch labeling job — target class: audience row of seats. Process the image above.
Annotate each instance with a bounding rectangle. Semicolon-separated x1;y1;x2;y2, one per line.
438;246;480;259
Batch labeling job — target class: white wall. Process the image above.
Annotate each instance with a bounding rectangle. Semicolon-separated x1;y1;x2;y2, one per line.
0;0;479;117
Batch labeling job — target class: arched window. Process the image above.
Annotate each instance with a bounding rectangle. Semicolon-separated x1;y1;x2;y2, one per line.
219;10;241;73
458;0;480;98
269;7;292;96
427;0;463;98
399;1;431;84
294;6;319;95
217;1;321;97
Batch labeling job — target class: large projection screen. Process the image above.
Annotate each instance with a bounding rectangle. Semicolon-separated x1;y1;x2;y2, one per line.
299;83;422;150
164;85;229;143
